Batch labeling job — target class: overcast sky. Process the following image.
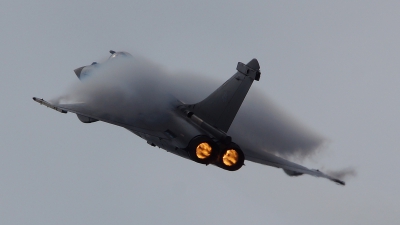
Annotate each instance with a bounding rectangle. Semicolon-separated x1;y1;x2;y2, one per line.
1;1;400;224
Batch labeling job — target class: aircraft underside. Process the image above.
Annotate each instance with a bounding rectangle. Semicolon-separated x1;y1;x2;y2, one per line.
33;50;345;185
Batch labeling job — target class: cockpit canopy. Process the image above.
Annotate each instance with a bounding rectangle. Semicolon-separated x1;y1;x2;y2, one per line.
108;51;133;60
74;50;133;80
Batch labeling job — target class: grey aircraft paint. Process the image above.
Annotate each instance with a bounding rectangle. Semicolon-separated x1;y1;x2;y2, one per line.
33;51;344;185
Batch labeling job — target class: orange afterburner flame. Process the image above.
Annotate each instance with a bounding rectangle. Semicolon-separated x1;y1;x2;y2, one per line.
196;142;212;159
222;149;239;166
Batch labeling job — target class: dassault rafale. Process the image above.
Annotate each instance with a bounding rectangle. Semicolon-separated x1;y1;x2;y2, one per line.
33;50;345;185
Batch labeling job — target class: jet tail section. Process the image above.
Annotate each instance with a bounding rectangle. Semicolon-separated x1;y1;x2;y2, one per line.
186;59;261;132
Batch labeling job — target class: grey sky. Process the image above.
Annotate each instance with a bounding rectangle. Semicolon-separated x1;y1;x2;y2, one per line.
1;1;399;224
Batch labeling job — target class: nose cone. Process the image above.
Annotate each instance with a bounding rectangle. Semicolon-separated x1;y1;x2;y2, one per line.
108;51;133;60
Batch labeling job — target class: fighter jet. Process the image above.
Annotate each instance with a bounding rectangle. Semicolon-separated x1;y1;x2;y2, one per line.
33;50;345;185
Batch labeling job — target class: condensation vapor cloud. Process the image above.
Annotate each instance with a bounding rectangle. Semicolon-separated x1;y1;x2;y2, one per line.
166;67;325;161
55;55;353;176
53;57;177;126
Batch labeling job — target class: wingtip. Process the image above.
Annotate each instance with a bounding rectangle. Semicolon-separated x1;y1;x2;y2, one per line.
332;178;345;186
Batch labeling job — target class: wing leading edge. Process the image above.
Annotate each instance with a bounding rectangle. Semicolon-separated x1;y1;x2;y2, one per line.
33;97;130;128
243;148;345;185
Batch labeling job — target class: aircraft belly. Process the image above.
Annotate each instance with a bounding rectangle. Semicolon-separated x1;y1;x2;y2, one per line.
166;111;207;147
127;109;207;156
53;96;206;153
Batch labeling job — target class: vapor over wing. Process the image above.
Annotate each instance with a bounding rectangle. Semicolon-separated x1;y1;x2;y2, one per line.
33;97;134;128
33;96;174;141
243;148;345;185
63;102;132;127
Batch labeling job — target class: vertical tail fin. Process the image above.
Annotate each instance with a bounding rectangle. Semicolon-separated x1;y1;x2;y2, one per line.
186;59;261;132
